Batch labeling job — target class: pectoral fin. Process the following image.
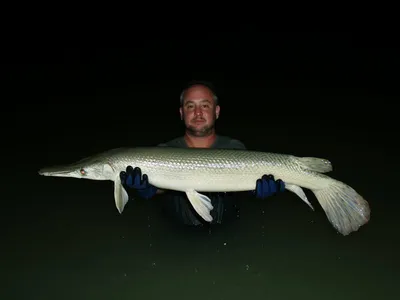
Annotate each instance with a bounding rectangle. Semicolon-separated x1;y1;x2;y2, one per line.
102;163;115;180
185;189;214;222
114;175;129;214
285;183;314;210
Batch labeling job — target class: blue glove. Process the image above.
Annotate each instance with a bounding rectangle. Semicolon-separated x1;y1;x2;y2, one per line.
120;166;158;199
254;174;285;199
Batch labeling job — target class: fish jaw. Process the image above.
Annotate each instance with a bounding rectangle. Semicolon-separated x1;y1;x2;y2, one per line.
38;165;84;179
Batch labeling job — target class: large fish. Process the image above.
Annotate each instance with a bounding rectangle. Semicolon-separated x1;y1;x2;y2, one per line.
38;146;370;235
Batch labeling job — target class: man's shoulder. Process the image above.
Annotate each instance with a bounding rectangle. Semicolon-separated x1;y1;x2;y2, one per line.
214;135;247;150
157;136;187;148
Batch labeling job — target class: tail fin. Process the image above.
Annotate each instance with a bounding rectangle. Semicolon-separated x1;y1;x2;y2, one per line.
313;179;370;235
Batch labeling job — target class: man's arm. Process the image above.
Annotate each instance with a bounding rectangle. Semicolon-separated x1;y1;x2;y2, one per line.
229;139;247;150
156;188;166;194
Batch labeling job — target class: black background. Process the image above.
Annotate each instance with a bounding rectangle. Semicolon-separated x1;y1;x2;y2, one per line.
3;18;399;299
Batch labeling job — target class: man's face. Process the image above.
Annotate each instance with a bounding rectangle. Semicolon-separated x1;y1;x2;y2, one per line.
179;85;220;137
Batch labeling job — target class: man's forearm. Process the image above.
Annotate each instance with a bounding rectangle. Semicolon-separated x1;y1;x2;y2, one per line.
156;189;166;195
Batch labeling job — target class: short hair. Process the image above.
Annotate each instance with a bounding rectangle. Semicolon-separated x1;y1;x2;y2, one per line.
179;80;219;106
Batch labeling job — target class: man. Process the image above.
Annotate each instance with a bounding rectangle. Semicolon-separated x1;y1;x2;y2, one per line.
120;81;285;227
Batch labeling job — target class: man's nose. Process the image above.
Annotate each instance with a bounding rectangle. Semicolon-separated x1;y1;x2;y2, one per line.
194;107;203;115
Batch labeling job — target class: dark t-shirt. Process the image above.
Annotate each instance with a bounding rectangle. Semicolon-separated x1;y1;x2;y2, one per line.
158;135;246;150
156;135;247;226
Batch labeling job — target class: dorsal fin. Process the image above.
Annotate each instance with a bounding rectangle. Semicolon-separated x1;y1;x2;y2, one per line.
296;156;333;173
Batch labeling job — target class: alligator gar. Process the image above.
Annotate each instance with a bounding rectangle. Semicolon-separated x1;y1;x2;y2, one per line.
38;146;370;235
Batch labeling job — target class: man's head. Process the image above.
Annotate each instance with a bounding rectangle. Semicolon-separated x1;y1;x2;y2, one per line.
179;81;220;137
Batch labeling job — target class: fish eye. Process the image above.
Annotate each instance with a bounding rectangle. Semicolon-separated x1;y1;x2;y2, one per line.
80;168;86;175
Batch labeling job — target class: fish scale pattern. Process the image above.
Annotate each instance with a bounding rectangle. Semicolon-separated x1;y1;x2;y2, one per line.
101;147;329;192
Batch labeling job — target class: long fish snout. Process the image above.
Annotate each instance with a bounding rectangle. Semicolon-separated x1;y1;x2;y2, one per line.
38;162;107;180
38;169;67;176
38;165;81;178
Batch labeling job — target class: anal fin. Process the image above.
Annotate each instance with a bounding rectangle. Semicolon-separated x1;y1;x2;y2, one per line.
285;183;314;210
185;189;214;222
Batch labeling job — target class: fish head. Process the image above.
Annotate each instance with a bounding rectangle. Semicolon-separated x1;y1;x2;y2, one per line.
38;155;115;181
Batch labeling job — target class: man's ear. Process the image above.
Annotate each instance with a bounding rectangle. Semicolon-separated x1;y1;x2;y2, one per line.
179;107;183;120
216;105;220;119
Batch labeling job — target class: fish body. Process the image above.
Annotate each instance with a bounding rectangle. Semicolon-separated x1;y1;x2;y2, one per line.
38;146;370;236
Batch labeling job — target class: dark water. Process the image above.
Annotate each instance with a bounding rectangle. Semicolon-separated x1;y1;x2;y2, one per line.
3;31;400;299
